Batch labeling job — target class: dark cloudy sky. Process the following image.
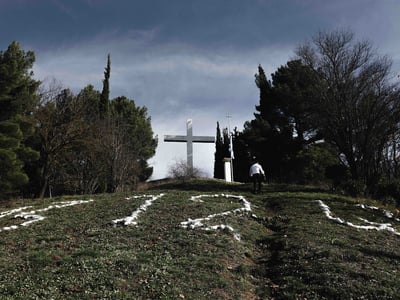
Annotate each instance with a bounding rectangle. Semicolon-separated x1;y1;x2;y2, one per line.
1;0;399;179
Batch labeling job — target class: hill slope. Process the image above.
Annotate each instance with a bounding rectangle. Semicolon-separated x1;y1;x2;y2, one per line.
0;179;399;299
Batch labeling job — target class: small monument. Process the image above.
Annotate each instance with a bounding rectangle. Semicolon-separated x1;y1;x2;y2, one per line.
164;119;215;172
223;158;233;182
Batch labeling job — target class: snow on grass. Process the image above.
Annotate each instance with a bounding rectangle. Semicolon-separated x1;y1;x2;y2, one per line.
355;203;400;221
317;200;400;236
112;193;165;226
0;200;94;233
0;206;33;219
1;193;251;242
181;194;252;241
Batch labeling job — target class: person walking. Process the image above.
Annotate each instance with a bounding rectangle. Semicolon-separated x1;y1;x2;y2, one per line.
249;158;265;194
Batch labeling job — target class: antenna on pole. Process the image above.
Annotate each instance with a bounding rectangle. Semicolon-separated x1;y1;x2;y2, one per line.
226;114;232;135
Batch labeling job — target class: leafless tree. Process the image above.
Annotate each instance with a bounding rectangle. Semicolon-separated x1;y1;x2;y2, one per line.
34;88;88;197
296;29;400;186
167;159;206;181
98;118;141;192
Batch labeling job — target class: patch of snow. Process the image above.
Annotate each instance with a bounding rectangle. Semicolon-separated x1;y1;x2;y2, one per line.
181;194;252;241
317;200;400;236
0;199;94;233
0;206;33;219
112;193;165;226
355;203;400;222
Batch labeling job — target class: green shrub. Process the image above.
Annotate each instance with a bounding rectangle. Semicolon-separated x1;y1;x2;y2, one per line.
373;178;400;206
340;179;367;197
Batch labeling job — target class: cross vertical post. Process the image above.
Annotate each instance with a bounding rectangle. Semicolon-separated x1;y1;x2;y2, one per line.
164;119;215;174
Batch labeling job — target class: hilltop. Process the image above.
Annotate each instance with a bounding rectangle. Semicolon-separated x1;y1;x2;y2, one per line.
0;179;399;299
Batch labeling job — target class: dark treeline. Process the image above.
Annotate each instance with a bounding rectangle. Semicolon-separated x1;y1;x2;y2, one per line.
0;41;157;200
215;30;400;204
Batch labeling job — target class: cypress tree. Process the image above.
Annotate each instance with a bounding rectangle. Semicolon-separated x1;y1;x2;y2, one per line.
213;122;231;179
99;53;111;118
213;122;224;179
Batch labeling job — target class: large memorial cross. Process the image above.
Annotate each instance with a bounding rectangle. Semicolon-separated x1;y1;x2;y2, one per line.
164;119;215;171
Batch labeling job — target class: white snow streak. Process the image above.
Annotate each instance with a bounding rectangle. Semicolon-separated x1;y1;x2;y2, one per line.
355;203;400;222
0;199;94;233
1;193;252;242
181;194;251;241
112;193;165;226
317;200;400;236
0;206;33;219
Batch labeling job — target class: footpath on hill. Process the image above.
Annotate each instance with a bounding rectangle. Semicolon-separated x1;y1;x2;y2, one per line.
0;179;399;299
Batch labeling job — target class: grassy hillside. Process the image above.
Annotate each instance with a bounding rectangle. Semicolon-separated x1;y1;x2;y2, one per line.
0;179;399;299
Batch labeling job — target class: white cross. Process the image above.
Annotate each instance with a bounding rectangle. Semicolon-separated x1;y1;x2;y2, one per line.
164;119;215;171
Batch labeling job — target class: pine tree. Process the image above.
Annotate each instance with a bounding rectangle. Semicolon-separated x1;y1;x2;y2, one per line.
99;53;111;118
231;128;251;182
0;41;40;199
108;96;157;190
244;64;295;181
77;84;101;122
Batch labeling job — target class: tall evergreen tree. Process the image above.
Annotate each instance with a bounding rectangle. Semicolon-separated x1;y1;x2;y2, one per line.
231;128;251;182
213;122;224;179
108;96;157;190
244;65;290;181
244;61;329;184
0;41;40;199
213;122;232;180
271;60;321;147
77;84;101;122
99;54;110;118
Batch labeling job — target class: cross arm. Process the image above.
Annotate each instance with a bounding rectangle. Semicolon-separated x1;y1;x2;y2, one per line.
192;136;215;143
164;135;215;143
164;135;188;142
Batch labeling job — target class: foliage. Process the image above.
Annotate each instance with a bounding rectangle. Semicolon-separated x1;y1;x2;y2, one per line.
168;159;206;181
242;63;319;183
108;96;157;190
35;92;157;196
33;88;88;197
213;122;225;179
238;29;400;197
270;59;321;145
77;84;101;122
294;143;340;184
231;128;252;182
372;178;400;207
1;49;158;198
99;53;110;118
213;123;251;182
213;122;231;180
0;41;40;199
296;29;400;188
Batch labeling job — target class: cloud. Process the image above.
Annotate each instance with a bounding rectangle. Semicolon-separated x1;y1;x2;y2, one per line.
50;0;73;16
33;32;293;179
10;0;398;180
0;0;38;7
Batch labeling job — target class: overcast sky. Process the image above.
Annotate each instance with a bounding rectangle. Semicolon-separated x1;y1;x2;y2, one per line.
1;0;399;179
